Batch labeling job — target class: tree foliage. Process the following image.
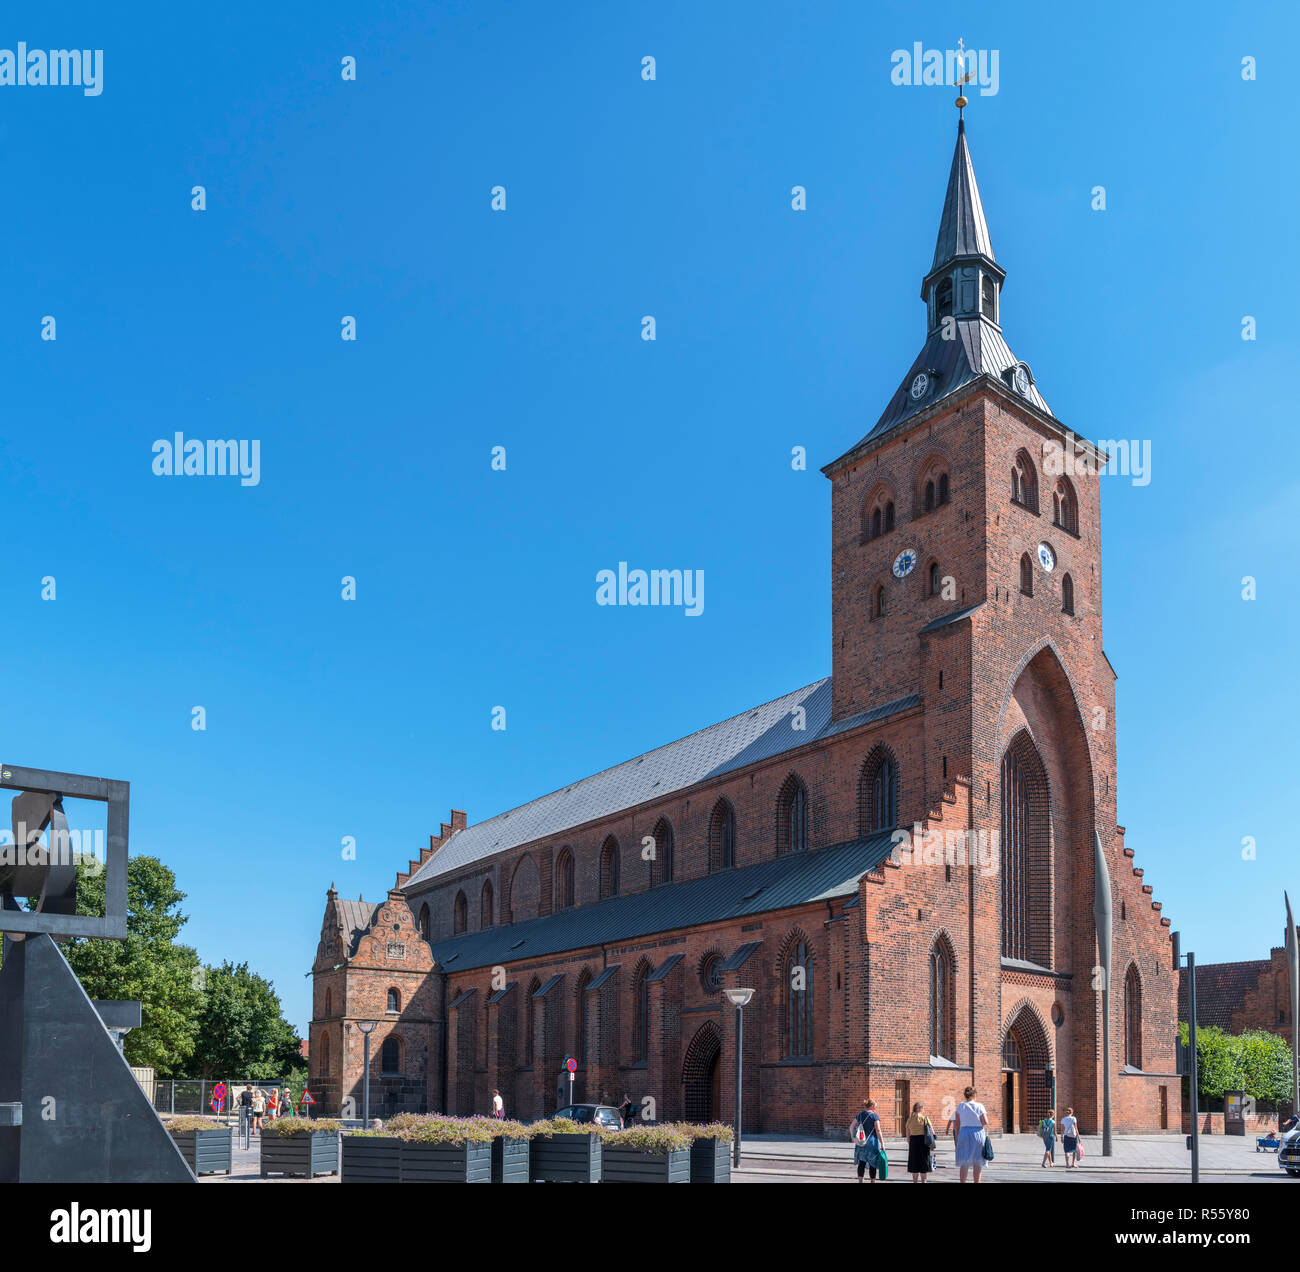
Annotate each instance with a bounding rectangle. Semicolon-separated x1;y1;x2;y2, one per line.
1179;1022;1293;1104
191;961;302;1080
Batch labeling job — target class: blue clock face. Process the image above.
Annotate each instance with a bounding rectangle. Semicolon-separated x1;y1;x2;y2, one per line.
910;372;929;401
1037;542;1055;572
892;549;917;579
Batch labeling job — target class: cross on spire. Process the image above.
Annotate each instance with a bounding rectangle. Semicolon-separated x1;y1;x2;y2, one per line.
953;37;975;122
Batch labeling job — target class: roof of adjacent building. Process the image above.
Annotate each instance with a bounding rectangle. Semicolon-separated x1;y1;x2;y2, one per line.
426;831;898;974
403;681;920;890
1176;960;1270;1031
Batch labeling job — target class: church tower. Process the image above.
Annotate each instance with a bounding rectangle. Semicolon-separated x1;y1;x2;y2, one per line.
824;107;1176;1132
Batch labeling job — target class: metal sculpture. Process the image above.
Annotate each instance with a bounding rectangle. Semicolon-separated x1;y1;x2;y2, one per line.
0;765;194;1183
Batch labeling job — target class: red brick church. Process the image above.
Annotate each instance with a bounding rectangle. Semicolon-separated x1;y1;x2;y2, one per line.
308;111;1179;1136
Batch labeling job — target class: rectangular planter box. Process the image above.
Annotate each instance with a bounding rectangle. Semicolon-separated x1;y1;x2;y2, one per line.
529;1132;602;1183
260;1130;339;1178
400;1140;492;1183
491;1136;530;1184
170;1127;233;1177
688;1138;732;1184
602;1145;690;1184
341;1135;402;1183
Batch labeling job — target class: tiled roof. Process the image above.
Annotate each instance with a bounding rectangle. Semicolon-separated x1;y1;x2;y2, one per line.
1176;961;1269;1031
334;898;381;957
404;682;919;889
427;832;896;975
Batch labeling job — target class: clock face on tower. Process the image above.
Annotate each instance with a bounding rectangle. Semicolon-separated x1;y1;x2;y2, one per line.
1037;542;1055;572
909;372;929;401
892;548;917;579
1014;365;1030;396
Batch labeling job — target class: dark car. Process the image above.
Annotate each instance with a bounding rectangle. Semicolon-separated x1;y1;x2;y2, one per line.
554;1103;623;1130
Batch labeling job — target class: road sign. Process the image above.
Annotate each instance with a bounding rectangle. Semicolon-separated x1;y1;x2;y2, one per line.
211;1096;224;1113
300;1090;315;1106
565;1057;577;1073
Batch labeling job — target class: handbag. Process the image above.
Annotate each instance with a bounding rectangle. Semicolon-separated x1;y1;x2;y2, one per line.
1076;1140;1084;1162
981;1134;994;1161
924;1123;936;1150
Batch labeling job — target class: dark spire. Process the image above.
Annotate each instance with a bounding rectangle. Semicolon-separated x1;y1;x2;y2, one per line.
927;117;996;283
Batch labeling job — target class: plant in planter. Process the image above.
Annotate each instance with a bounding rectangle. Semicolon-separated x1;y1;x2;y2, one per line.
341;1128;402;1184
260;1117;343;1179
394;1116;494;1183
528;1117;602;1183
164;1116;233;1177
672;1122;735;1184
469;1117;534;1184
599;1123;691;1183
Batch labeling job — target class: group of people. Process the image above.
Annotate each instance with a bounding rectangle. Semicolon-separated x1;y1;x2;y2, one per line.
237;1084;294;1132
852;1087;1086;1183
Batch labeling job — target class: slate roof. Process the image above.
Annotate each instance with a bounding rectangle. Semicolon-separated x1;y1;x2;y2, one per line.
1177;961;1269;1032
334;897;381;956
929;118;995;274
404;682;919;889
427;832;898;974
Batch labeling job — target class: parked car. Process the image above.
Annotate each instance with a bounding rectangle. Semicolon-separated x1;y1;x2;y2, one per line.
1278;1127;1300;1176
553;1104;623;1130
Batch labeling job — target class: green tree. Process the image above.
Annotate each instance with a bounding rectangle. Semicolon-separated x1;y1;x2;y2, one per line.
191;961;302;1081
61;855;202;1075
1236;1029;1293;1105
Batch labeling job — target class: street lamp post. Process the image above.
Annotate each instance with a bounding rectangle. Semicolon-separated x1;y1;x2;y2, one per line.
357;1021;378;1130
723;988;754;1169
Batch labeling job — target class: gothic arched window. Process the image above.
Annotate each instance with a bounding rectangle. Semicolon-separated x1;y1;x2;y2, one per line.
599;837;620;898
1125;965;1143;1069
1053;477;1078;534
453;890;467;934
1000;732;1051;964
885;501;895;531
555;848;575;909
417;904;430;941
632;960;651;1064
480;879;494;928
387;987;401;1013
522;977;540;1066
651;818;674;885
874;585;887;618
1012;450;1039;513
1062;572;1075;615
783;936;814;1059
776;775;809;854
381;1035;400;1075
859;748;899;834
872;507;882;538
938;472;950;505
709;800;736;871
929;561;941;595
930;938;955;1061
1020;553;1033;596
925;480;936;512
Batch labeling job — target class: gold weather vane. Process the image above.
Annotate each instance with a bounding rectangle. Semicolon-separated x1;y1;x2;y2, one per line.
953;37;975;118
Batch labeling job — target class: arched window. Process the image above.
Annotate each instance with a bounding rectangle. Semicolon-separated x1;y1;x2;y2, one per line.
874;585;887;618
599;836;620;898
929;561;941;595
651;818;674;885
1052;478;1078;534
387;987;400;1013
575;969;592;1064
320;1031;330;1076
453;890;467;934
555;848;575;909
632;960;651;1064
864;489;896;542
981;274;996;319
936;276;953;320
1019;553;1033;596
930;937;955;1061
1000;732;1051;964
925;480;936;512
885;501;895;531
783;936;814;1059
1124;965;1143;1069
381;1035;400;1075
1012;450;1039;513
938;472;950;505
776;775;809;854
859;747;899;834
1061;573;1074;616
871;507;882;538
480;879;494;928
417;904;430;941
522;977;540;1066
324;988;333;1017
708;800;735;871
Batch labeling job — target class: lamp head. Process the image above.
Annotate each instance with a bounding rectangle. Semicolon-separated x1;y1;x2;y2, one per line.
723;988;754;1008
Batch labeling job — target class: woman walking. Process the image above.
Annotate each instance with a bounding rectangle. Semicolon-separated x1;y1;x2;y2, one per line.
905;1102;934;1183
1060;1107;1080;1168
952;1086;990;1183
851;1099;885;1183
1039;1108;1057;1168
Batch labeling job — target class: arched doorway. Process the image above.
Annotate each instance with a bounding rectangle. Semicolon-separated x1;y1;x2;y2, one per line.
1001;1004;1051;1132
682;1022;722;1123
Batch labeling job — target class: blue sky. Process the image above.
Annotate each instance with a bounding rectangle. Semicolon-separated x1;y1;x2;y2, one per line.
1;1;1295;1036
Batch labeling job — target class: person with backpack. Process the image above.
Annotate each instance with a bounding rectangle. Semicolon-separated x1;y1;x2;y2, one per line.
851;1098;886;1182
905;1102;935;1183
1039;1108;1058;1167
1060;1107;1080;1168
250;1086;266;1133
